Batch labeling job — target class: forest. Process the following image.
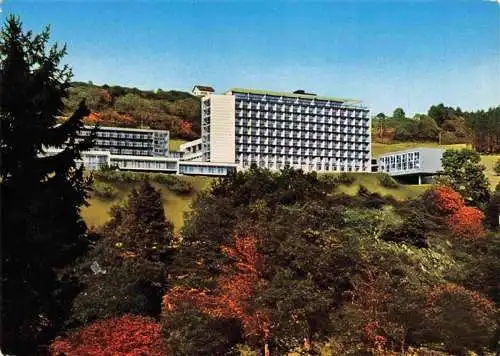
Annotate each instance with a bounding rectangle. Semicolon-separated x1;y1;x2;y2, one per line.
372;105;500;154
2;15;500;356
63;81;201;140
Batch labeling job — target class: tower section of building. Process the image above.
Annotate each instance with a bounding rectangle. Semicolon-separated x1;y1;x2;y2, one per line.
201;88;371;172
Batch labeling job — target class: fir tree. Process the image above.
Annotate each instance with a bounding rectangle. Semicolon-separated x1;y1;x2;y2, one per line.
1;16;94;353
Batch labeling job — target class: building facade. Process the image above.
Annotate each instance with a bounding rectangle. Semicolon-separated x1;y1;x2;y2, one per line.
201;88;371;172
78;126;169;157
377;147;445;184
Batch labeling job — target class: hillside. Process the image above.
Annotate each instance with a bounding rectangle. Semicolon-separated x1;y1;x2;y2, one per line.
82;172;427;231
63;82;201;140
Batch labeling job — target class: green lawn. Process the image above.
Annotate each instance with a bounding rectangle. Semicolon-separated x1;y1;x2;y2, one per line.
81;176;214;232
481;154;500;189
168;139;187;152
323;173;429;200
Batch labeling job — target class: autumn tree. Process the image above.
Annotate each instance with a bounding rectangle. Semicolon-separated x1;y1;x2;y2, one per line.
447;206;485;240
69;181;174;325
163;235;271;355
1;16;95;353
422;185;464;215
49;315;168;355
441;149;490;209
422;283;497;353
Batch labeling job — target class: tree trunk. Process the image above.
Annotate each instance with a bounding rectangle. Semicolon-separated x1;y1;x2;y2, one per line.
264;343;270;356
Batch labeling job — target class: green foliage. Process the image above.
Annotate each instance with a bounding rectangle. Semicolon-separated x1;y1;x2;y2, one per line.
169;168;500;354
93;170;192;195
377;173;399;189
64;81;201;139
0;16;94;354
162;308;243;356
69;182;174;325
334;172;356;185
441;149;491;209
392;107;406;120
92;181;118;199
494;159;500;176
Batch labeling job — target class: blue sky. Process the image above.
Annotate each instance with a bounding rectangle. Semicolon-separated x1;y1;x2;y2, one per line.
3;0;499;115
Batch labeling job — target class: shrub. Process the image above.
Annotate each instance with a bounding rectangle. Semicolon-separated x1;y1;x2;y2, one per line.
49;315;168;355
423;283;497;353
377;173;399;189
335;172;356;185
92;181;118;199
93;170;193;194
447;206;485;240
423;185;464;215
494;159;500;176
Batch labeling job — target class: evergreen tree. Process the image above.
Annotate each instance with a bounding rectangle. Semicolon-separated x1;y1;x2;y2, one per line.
69;181;174;325
1;16;94;354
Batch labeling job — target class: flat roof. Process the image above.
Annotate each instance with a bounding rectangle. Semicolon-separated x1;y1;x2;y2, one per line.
377;147;446;157
227;87;363;105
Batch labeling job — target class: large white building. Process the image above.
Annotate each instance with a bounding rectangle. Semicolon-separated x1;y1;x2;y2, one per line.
201;88;371;172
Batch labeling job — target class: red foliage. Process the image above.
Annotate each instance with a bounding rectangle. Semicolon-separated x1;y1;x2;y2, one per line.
84;112;102;124
163;235;271;341
424;283;497;335
447;206;485;240
363;321;387;352
178;120;194;137
49;315;168;356
430;186;465;215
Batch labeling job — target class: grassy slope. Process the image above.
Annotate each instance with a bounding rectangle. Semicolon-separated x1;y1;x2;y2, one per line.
333;173;428;200
82;173;426;231
168;139;187;151
81;176;213;232
82;142;499;232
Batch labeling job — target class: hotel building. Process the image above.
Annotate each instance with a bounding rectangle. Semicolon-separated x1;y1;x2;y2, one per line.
201;88;371;172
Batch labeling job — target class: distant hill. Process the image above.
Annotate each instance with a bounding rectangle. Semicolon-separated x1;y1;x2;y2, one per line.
63;82;201;140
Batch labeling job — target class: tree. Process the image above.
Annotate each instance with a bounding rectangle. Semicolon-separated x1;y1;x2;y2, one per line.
1;16;95;353
392;107;406;120
441;149;491;209
422;283;497;353
494;159;500;176
49;315;168;355
69;181;174;325
447;206;485;240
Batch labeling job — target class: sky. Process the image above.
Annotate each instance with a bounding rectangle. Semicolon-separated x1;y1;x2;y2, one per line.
3;0;500;115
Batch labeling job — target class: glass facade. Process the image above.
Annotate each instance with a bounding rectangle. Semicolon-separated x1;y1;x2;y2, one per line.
378;151;421;173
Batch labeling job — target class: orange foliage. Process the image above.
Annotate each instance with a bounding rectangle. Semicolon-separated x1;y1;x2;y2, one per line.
49;315;168;355
84;111;102;124
178;120;194;137
163;235;271;341
430;186;465;215
447;206;485;240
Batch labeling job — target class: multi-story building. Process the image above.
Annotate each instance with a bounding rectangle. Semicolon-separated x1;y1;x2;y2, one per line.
377;147;445;184
78;126;169;157
201;88;371;172
45;125;236;176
